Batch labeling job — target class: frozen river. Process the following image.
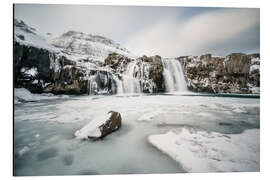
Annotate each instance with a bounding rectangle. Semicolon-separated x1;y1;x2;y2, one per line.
14;93;260;175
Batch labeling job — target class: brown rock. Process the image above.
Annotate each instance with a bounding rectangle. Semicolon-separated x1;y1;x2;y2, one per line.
99;111;122;139
224;53;251;75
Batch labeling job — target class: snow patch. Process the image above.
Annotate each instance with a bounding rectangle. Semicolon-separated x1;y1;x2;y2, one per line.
250;64;260;73
148;127;259;172
14;88;68;103
21;67;38;77
14;19;59;52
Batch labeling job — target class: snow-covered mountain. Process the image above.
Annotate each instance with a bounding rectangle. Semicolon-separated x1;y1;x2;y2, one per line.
51;30;134;62
14;18;134;63
14;19;59;52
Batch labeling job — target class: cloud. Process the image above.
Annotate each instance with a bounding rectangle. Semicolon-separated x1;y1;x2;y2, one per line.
125;8;259;57
14;5;181;43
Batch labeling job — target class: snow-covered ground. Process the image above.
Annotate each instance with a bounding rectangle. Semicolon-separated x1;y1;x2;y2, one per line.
14;93;259;175
14;88;69;104
149;127;259;173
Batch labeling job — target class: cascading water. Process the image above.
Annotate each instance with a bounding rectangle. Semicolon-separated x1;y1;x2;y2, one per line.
121;61;142;93
162;58;187;92
87;70;118;95
87;58;187;95
88;75;98;95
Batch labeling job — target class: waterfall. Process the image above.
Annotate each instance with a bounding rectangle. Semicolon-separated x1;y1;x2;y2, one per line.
162;58;187;92
87;58;187;95
112;74;124;94
121;61;142;94
88;75;98;95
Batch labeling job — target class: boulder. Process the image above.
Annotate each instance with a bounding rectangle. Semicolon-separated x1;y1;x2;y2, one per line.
99;111;122;138
74;111;122;140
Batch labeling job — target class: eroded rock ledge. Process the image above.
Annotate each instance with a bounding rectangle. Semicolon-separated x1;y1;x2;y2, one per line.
178;53;260;94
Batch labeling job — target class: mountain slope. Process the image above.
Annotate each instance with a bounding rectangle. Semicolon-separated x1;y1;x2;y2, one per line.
14;19;59;52
51;30;134;62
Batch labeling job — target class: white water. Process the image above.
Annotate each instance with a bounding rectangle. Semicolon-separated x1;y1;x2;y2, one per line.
87;58;188;95
121;61;142;94
162;58;187;92
88;75;97;95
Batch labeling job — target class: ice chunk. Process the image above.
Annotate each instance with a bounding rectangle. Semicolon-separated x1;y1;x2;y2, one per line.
148;127;259;172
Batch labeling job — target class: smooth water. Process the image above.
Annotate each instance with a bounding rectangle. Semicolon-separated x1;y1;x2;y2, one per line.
14;94;260;176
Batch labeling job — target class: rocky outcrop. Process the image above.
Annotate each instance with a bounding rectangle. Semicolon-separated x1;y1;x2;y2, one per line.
178;53;260;94
104;52;132;73
104;53;165;93
14;42;89;94
139;55;165;92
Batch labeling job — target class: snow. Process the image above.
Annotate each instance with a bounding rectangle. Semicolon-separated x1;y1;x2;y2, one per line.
14;19;59;52
32;80;38;84
251;57;260;64
148;127;259;172
14;88;68;104
21;67;38;77
250;64;260;73
250;86;260;94
247;83;260;94
51;31;135;62
74;113;112;139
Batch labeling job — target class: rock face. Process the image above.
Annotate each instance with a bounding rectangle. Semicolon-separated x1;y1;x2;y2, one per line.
104;53;165;93
14;42;89;94
139;55;164;92
178;53;260;94
104;52;132;73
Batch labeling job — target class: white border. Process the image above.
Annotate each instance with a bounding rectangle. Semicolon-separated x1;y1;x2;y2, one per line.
1;0;270;180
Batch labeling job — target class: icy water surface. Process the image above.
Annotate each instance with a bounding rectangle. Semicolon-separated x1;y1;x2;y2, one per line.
14;93;260;175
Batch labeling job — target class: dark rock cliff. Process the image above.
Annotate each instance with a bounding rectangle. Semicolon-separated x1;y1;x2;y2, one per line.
178;53;260;94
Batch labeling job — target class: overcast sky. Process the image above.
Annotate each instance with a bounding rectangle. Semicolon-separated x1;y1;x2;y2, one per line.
14;4;260;57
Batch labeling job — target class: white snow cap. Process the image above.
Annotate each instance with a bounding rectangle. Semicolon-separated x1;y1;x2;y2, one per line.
14;19;59;52
74;112;112;139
